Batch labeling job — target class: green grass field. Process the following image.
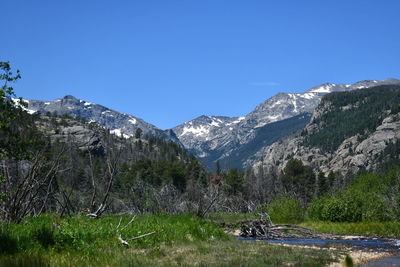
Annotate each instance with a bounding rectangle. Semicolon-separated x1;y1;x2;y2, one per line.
0;213;340;266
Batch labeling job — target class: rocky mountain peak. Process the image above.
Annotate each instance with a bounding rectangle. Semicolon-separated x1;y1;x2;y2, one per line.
27;95;181;143
63;95;79;100
307;83;337;93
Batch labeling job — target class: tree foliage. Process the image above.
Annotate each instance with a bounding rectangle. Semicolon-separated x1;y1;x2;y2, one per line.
223;168;245;196
258;197;305;224
281;158;315;206
308;169;400;222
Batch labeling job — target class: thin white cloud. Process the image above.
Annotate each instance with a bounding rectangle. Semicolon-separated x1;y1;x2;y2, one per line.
249;81;280;87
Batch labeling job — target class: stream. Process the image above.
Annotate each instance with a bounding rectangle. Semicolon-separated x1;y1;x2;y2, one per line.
237;236;400;265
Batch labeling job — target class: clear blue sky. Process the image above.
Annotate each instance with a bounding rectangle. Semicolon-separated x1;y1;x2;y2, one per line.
2;0;400;129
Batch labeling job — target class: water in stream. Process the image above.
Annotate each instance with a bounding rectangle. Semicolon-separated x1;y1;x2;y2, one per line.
238;236;400;252
238;237;400;266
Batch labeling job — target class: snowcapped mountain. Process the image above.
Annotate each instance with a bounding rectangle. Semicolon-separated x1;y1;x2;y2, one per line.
242;79;400;131
172;115;244;155
172;78;400;170
27;95;180;142
23;79;400;171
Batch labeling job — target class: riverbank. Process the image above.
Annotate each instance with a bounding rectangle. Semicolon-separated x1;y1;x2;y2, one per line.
218;214;400;266
300;221;400;238
226;229;397;266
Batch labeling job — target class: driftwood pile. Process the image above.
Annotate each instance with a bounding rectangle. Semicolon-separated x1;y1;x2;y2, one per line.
219;218;337;240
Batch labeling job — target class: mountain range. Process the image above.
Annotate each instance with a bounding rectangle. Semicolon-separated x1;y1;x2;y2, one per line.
26;78;400;170
172;78;400;169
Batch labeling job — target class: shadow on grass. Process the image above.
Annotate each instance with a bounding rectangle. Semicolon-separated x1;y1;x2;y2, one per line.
0;254;49;267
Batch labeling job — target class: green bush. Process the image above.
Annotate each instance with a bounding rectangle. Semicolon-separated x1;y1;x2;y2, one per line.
255;203;269;214
307;172;397;222
308;193;362;222
260;197;305;224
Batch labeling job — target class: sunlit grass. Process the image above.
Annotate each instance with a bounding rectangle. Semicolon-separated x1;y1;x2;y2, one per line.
0;240;339;267
300;221;400;238
0;213;341;266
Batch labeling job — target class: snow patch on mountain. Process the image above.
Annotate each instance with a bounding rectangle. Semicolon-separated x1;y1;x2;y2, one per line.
110;129;131;139
11;98;36;114
226;117;245;125
308;83;336;93
181;125;210;137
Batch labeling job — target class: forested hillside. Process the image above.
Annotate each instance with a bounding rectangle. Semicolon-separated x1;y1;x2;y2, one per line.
252;84;400;177
1;110;211;221
304;84;400;152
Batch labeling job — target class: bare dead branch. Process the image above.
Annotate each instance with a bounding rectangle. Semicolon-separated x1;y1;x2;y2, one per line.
129;231;156;240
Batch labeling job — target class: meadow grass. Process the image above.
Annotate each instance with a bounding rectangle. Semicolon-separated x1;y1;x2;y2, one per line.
0;239;339;267
0;213;340;266
300;221;400;238
205;212;258;224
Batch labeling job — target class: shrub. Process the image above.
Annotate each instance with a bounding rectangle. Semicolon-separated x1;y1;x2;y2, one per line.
261;197;305;224
308;188;396;222
255;203;268;214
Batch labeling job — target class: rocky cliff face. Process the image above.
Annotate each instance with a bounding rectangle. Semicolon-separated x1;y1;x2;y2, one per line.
251;84;400;176
173;79;400;170
34;114;190;165
35;115;106;155
27;95;180;143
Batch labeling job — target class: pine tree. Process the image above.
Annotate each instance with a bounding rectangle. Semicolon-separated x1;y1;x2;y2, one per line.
317;172;328;196
216;160;221;175
135;128;143;139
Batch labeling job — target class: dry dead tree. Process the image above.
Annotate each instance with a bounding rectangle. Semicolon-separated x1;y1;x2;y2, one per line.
86;203;106;218
1;144;66;223
86;134;98;213
87;136;121;218
197;181;223;218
